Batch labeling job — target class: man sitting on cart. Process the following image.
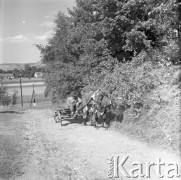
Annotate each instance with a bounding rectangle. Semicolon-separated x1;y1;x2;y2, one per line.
67;91;82;116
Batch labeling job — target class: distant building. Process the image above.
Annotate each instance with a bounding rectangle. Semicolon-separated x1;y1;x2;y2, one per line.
34;72;43;78
0;73;14;79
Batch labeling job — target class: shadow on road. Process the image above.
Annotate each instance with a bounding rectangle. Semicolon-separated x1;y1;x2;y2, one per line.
0;111;24;114
60;117;84;126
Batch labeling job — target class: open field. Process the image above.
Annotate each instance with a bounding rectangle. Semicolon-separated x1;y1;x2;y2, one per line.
6;78;45;95
7;84;45;96
5;78;45;84
7;86;49;104
7;83;44;88
0;63;30;71
6;78;49;104
0;62;45;71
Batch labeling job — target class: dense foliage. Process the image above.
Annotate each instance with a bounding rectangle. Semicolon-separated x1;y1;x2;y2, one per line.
37;0;180;104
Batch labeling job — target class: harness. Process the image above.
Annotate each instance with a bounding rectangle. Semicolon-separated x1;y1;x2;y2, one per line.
90;93;113;116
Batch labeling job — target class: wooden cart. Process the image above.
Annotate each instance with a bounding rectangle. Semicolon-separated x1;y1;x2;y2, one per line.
54;108;84;126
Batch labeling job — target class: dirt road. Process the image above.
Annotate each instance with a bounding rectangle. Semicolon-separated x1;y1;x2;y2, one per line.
0;109;180;180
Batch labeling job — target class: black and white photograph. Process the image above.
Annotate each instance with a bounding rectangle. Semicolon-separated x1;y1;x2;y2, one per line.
0;0;180;179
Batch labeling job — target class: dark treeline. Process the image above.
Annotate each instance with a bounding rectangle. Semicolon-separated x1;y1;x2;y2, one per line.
37;0;180;104
0;64;45;78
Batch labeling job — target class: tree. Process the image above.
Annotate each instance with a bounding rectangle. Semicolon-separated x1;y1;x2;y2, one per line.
13;69;21;78
37;0;179;102
24;64;31;77
36;13;78;101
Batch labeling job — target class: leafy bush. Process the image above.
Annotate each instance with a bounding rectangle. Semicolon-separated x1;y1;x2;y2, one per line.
12;90;18;105
0;80;11;106
100;52;160;110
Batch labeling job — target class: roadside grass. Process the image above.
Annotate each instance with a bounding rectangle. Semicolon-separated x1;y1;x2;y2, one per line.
0;111;27;179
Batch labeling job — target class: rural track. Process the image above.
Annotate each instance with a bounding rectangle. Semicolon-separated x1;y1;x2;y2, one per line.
1;109;180;180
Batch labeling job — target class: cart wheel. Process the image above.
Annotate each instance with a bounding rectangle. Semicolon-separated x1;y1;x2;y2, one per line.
57;111;63;126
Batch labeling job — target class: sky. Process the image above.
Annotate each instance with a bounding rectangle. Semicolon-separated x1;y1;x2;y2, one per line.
0;0;76;64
